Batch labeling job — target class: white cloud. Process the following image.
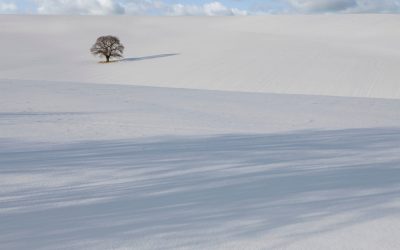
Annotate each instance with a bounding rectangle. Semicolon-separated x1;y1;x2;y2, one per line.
203;2;246;16
33;0;246;16
124;0;164;15
168;4;202;16
9;0;400;15
168;1;247;16
349;0;400;13
284;0;400;13
287;0;357;12
0;2;17;13
35;0;125;15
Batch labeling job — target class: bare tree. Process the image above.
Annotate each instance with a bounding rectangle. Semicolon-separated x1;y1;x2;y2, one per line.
90;35;124;63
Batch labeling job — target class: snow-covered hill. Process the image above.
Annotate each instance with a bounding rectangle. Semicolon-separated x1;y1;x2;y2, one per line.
1;79;400;249
1;15;400;98
1;15;400;250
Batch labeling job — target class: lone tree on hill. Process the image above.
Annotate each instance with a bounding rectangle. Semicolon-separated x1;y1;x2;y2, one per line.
90;35;124;62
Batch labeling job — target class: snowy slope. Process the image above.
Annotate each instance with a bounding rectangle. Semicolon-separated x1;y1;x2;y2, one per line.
1;79;400;141
1;15;400;98
1;79;400;249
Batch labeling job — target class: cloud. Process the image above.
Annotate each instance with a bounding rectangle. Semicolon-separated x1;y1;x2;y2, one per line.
9;0;400;15
249;0;400;14
33;0;246;16
124;0;164;15
286;0;357;13
0;2;17;13
349;0;400;13
35;0;125;15
283;0;400;13
167;2;247;16
203;2;247;16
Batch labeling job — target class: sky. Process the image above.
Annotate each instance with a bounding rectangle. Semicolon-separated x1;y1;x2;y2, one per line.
1;0;400;15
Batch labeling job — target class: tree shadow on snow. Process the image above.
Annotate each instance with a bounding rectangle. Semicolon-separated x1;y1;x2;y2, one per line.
1;127;400;249
120;53;179;62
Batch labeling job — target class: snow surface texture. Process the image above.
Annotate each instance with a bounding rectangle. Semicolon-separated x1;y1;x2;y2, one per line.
1;15;400;250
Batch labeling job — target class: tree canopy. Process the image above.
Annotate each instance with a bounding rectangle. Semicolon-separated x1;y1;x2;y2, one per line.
90;35;124;62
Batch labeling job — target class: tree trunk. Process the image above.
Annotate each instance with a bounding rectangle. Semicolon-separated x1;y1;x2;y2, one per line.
106;56;110;62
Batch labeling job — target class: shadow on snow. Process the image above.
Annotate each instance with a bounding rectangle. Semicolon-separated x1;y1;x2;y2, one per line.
1;127;400;249
120;53;179;62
